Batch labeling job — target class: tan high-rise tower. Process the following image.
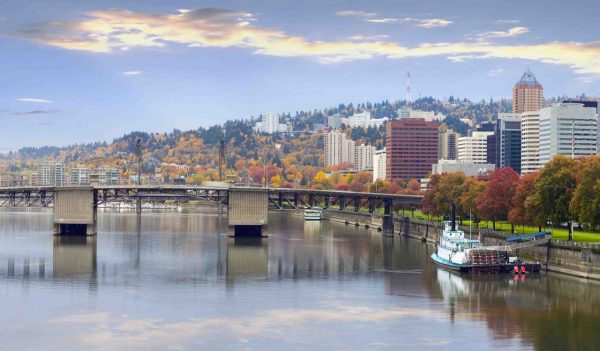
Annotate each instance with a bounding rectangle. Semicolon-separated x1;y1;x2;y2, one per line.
512;69;544;113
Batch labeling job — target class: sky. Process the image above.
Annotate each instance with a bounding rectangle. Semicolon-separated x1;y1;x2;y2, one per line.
1;0;599;151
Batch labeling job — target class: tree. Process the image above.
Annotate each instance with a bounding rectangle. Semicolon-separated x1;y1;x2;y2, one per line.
422;172;468;218
509;172;543;230
475;167;519;229
458;177;486;224
534;155;577;240
570;156;600;230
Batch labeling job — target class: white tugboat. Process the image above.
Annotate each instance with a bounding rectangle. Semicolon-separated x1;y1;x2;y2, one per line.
431;204;541;274
303;208;323;221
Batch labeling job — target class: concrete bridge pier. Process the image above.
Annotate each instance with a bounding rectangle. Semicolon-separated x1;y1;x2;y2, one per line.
53;188;97;236
228;188;268;237
382;199;394;236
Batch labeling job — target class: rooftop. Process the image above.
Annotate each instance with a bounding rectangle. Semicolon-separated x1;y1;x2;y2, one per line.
515;69;542;87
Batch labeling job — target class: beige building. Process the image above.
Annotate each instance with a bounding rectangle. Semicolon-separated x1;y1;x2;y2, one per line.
458;131;494;164
438;126;459;161
521;111;541;174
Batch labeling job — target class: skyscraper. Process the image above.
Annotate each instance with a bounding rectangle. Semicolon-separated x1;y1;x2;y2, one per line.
372;149;386;183
490;113;522;173
438;125;459;160
386;118;439;180
539;103;598;165
324;131;345;167
458;131;494;164
512;69;544;113
521;111;541;174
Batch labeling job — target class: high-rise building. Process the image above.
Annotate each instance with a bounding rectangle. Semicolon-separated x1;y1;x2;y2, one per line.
521;111;541;174
458;131;494;164
489;113;522;173
37;161;64;186
539;103;598;165
438;126;459;160
92;167;120;185
327;113;341;129
355;144;375;171
342;139;356;166
512;69;544;113
386;119;439;180
372;149;386;182
255;113;287;134
324;131;345;167
562;100;600;153
70;166;89;185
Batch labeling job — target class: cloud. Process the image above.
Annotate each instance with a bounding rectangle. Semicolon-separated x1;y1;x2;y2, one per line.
477;26;529;39
16;98;53;103
122;70;142;76
335;10;376;18
8;8;600;74
13;109;58;116
495;19;520;24
366;17;452;28
488;68;504;77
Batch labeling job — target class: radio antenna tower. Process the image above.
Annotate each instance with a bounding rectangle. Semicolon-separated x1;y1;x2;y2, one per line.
406;71;412;108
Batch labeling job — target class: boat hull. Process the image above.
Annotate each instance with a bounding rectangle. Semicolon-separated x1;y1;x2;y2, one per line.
431;253;542;274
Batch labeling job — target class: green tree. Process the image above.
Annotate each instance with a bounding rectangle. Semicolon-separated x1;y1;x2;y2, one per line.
534;155;577;240
570;156;600;230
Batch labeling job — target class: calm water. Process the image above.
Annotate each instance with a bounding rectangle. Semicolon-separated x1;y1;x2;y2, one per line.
0;209;599;351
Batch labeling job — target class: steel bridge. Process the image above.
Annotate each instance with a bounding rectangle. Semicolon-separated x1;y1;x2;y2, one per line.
0;185;423;210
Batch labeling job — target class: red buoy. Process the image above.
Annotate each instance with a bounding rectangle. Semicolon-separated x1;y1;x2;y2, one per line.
521;266;526;273
514;266;519;273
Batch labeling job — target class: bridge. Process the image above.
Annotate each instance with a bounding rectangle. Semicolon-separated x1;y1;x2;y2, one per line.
0;185;423;236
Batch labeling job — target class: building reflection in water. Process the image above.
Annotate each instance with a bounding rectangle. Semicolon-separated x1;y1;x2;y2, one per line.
52;236;97;283
226;237;268;284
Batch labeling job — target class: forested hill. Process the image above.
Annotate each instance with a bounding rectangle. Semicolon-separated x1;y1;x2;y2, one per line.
1;97;512;178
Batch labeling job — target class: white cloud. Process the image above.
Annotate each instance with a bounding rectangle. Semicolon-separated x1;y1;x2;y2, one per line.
495;19;520;24
488;68;505;77
10;8;600;74
477;26;529;39
123;70;142;76
416;18;453;28
366;17;452;28
16;98;53;103
335;10;377;18
366;18;402;24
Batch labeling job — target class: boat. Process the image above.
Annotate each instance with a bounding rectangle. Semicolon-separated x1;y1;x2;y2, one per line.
431;204;541;274
303;208;323;221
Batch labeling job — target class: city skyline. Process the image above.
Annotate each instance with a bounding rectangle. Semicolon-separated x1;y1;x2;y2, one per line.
1;0;600;150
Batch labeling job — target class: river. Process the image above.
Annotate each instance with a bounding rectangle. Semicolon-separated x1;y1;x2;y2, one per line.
0;209;598;350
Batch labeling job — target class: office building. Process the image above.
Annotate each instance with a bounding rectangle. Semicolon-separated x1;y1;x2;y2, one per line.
327;114;342;129
432;160;495;177
37;161;64;186
521;111;541;174
539;103;598;165
562;100;599;153
386;118;439;180
341;111;388;128
489;113;522;173
438;126;459;160
255;113;287;134
512;69;544;113
70;166;90;185
458;131;494;164
373;149;386;182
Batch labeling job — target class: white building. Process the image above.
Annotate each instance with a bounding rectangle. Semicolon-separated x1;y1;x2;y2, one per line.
407;109;445;121
37;161;64;186
328;114;342;129
432;159;495;177
372;149;386;182
92;167;120;185
539;103;598;165
355;144;375;171
324;131;355;167
521;111;541;174
342;139;356;166
341;111;388;128
70;166;89;185
255;113;287;134
458;131;494;164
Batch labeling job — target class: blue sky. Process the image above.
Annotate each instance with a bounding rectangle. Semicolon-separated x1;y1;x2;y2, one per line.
1;0;599;150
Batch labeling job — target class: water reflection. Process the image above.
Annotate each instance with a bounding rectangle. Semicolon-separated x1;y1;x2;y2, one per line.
0;210;599;350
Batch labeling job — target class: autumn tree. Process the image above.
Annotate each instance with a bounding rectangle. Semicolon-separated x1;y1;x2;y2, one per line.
475;167;519;229
422;172;468;218
509;172;543;230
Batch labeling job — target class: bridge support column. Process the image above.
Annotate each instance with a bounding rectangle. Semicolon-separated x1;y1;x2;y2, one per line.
53;188;97;236
228;188;268;237
382;199;394;236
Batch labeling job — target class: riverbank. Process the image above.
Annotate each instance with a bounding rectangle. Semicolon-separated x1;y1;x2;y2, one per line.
316;209;600;281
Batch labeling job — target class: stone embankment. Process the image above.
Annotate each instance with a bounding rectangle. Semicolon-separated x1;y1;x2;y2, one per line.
320;210;600;280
